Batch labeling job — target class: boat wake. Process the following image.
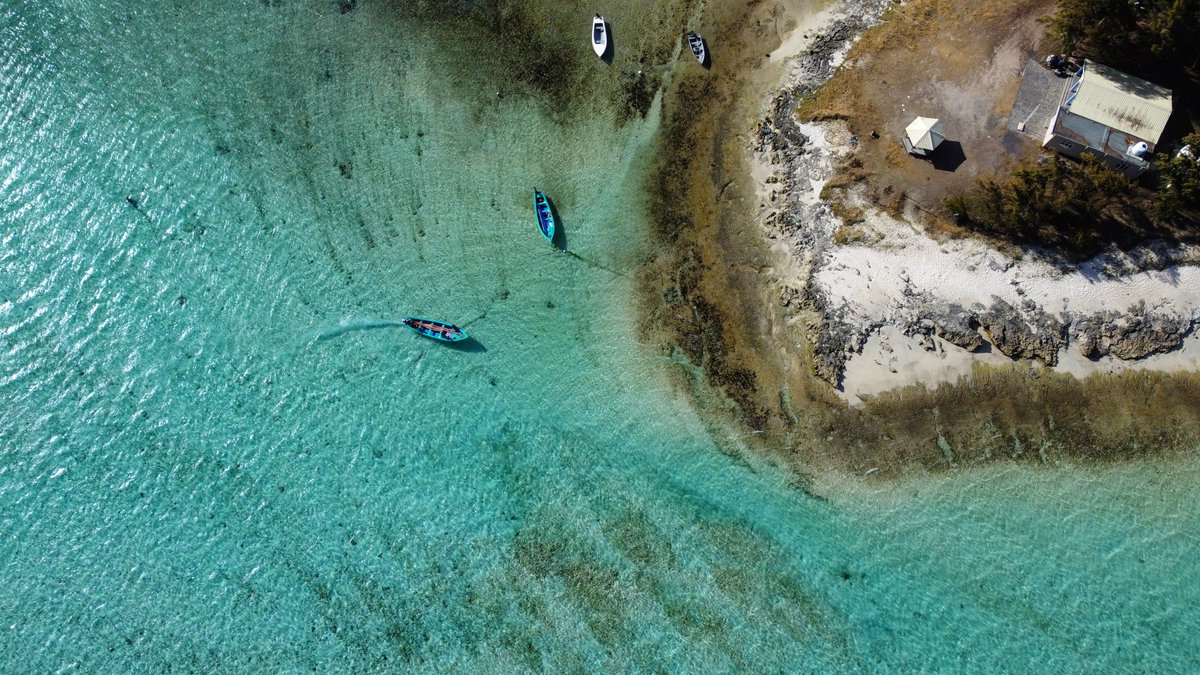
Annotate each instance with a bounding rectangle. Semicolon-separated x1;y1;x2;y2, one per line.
564;250;633;280
313;318;407;343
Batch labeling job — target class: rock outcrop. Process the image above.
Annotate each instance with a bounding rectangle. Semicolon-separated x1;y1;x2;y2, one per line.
1073;302;1194;360
926;305;986;353
977;298;1066;365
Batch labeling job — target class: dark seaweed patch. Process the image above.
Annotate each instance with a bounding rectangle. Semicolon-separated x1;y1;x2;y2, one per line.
621;71;662;122
511;526;635;649
643;240;771;428
835;367;1200;471
378;1;589;119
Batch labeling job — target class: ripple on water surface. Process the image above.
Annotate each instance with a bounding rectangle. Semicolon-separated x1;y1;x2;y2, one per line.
0;0;1197;671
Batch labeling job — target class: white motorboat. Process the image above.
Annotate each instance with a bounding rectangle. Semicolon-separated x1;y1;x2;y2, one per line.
686;32;706;65
592;14;608;58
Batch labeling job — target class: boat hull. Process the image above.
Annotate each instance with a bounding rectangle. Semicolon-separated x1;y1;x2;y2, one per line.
687;33;706;64
402;317;469;342
592;16;607;57
533;189;555;243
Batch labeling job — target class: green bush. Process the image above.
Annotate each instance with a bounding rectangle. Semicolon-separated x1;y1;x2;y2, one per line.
1045;0;1200;83
943;154;1140;256
1157;133;1200;221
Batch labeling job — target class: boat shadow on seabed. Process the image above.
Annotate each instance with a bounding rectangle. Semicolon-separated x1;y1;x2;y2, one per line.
601;18;615;65
442;335;487;353
547;197;567;251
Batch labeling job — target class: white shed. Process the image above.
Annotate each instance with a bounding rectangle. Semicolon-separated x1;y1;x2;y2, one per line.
904;117;945;156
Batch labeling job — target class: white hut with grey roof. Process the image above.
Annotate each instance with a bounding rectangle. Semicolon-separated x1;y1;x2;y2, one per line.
903;117;945;157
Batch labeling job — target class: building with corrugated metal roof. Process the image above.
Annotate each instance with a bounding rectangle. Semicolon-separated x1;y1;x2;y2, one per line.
1042;60;1173;178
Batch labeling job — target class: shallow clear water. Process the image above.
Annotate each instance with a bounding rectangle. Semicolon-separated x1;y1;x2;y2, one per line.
2;1;1198;671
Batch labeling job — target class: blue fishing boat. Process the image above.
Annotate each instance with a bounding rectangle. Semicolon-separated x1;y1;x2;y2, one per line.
533;188;555;243
401;317;469;342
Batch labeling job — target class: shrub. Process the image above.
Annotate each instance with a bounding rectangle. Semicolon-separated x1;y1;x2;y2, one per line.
1157;133;1200;221
1045;0;1200;84
944;154;1141;256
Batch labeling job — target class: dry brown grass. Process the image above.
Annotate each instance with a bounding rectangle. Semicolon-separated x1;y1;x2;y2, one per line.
921;212;971;240
878;188;906;219
883;141;908;168
829;202;864;226
797;0;1056;221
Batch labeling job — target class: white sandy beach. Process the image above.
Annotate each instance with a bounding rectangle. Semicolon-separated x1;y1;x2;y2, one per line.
752;8;1200;405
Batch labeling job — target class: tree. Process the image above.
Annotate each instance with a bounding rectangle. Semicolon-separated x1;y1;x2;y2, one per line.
1045;0;1137;62
943;155;1146;255
1079;153;1134;219
1145;0;1200;69
1046;0;1200;82
1158;133;1200;221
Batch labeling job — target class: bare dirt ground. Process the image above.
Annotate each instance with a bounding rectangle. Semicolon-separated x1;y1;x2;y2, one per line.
798;0;1056;216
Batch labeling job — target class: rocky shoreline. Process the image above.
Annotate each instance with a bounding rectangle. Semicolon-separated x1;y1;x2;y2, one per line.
752;2;1200;394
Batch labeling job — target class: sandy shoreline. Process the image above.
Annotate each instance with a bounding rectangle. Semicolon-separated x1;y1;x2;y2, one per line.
635;0;1200;477
748;3;1200;405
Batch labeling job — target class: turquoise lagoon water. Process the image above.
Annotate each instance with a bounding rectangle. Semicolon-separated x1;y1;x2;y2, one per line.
1;1;1198;671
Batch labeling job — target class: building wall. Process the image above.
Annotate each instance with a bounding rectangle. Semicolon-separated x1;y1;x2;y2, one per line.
1044;133;1085;160
1043;112;1149;179
1044;132;1147;178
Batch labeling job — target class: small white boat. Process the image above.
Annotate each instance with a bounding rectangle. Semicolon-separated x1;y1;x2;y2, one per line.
592;14;607;58
687;32;706;65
